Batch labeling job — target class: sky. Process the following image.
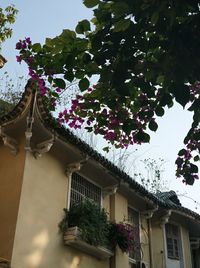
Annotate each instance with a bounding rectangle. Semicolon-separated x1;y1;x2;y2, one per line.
1;1;200;212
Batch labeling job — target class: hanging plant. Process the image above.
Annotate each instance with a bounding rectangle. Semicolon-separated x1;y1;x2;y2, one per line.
108;222;135;253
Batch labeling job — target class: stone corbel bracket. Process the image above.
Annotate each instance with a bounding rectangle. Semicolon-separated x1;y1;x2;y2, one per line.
102;184;119;197
24;115;34;151
160;210;171;227
65;156;89;177
65;162;82;177
0;126;18;155
141;206;158;219
33;135;56;159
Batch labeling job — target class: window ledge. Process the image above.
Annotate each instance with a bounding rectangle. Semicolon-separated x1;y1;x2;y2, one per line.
63;226;114;260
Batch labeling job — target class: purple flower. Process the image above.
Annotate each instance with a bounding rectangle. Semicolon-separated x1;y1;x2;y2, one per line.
16;56;22;63
56;87;62;93
22;41;27;49
16;42;22;50
25;37;32;45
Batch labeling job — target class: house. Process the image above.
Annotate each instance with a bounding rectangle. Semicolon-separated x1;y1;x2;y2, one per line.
0;82;200;268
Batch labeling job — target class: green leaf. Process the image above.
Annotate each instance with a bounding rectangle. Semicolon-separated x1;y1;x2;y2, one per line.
170;84;190;108
178;149;186;156
51;91;59;98
64;70;74;82
159;93;173;107
83;0;99;8
194;155;200;162
54;78;66;89
79;78;90;91
155;106;165;117
82;53;91;64
45;38;54;47
75;70;85;79
135;131;150;143
60;29;76;42
149;120;158;132
156;75;164;85
76;20;91;34
65;54;75;68
32;43;42;52
103;146;110;153
185;176;194;185
113;19;130;32
85;127;93;132
151;12;159;24
112;2;129;17
190;163;198;174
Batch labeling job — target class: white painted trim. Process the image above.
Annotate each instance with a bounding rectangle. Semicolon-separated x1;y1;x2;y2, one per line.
67;174;72;209
128;205;141;264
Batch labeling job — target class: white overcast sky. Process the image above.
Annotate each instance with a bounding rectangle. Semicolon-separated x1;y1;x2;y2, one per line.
1;0;200;212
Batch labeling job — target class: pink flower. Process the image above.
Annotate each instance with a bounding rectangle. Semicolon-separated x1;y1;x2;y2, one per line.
16;41;22;50
16;56;22;63
25;37;32;45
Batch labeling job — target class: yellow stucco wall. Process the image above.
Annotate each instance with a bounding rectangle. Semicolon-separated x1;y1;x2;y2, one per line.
0;135;26;260
181;225;192;268
151;223;165;268
11;152;110;268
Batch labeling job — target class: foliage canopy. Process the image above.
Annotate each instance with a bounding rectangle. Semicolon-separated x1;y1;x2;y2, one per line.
0;5;18;49
16;0;200;185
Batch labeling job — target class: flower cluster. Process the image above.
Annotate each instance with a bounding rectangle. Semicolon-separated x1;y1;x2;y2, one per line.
175;82;200;185
58;87;159;149
176;127;200;185
16;38;62;108
108;222;136;252
16;37;200;185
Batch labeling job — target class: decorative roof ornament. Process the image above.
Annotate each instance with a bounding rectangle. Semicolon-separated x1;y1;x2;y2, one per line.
0;126;18;155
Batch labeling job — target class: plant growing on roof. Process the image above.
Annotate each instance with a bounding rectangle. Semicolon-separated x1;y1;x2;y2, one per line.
59;199;109;246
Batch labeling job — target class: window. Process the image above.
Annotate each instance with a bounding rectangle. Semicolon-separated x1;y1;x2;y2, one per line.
165;223;180;259
70;172;101;206
128;207;141;261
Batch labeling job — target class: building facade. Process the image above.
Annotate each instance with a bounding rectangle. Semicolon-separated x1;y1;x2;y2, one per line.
0;83;200;268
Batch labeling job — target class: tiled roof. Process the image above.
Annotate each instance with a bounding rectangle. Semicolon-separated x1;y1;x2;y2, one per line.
156;191;182;206
1;82;200;222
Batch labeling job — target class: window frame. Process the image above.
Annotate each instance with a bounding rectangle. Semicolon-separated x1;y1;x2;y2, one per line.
67;171;103;209
165;223;180;260
128;206;141;263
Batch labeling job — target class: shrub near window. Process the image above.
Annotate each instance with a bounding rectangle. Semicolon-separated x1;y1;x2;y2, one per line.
59;200;137;253
59;200;109;247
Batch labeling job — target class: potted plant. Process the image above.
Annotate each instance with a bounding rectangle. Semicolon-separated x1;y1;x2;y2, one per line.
59;200;113;259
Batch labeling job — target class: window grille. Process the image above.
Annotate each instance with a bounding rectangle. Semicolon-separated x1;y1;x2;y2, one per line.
128;207;141;261
165;224;180;259
70;172;101;206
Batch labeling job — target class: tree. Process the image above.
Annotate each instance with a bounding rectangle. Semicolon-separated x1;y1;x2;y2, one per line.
0;72;24;116
135;158;168;194
16;0;200;185
0;4;18;67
